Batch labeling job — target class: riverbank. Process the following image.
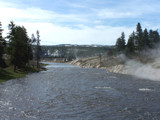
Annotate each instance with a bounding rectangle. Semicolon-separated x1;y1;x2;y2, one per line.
70;55;160;81
0;63;47;82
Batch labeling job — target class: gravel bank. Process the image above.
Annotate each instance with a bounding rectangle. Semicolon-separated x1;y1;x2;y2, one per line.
70;56;160;81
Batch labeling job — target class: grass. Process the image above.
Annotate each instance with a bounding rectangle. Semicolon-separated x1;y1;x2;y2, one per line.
0;63;47;83
40;63;48;67
0;66;26;82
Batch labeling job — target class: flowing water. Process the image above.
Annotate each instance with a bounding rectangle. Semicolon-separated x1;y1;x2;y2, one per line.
0;63;160;120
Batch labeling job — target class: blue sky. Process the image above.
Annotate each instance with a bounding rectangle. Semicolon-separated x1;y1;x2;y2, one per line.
0;0;160;45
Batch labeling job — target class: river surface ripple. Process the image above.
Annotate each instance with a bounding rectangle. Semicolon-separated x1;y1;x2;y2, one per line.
0;62;160;120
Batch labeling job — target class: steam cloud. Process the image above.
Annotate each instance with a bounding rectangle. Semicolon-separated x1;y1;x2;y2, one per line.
122;48;160;81
126;59;160;81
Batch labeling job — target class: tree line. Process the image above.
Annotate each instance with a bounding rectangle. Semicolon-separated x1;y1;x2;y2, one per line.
0;21;41;71
116;23;160;54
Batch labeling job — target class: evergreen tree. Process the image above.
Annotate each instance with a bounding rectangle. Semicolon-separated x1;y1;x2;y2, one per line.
143;28;149;48
0;22;6;68
136;23;143;51
31;34;36;43
7;21;31;71
116;32;126;52
36;30;41;69
148;30;160;48
127;31;135;53
115;22;159;53
148;30;154;48
13;26;29;69
28;34;36;61
7;21;16;60
153;30;159;43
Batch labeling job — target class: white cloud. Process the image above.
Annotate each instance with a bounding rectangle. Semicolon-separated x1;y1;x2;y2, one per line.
15;22;134;45
1;0;159;45
0;1;135;45
97;9;134;19
0;1;88;26
1;1;134;46
95;0;160;19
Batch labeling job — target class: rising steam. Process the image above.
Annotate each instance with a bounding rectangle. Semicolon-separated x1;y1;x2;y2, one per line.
122;48;160;81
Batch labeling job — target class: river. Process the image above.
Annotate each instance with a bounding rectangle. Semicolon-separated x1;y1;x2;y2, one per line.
0;62;160;120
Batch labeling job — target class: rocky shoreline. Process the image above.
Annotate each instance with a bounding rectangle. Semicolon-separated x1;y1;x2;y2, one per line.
70;55;160;81
70;55;127;73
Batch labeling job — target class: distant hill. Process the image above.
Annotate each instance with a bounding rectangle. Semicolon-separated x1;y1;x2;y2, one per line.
39;44;115;60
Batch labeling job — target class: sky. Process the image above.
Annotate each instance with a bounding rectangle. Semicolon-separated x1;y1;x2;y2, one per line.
0;0;160;45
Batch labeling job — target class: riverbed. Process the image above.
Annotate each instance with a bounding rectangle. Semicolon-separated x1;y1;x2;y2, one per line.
0;62;160;120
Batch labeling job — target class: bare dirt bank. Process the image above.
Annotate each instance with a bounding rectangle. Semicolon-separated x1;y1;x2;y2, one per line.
70;55;160;81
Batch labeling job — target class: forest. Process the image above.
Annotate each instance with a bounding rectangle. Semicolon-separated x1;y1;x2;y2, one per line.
116;23;160;56
0;21;41;81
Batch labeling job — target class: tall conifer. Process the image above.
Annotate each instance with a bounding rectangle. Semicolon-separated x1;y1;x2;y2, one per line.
0;22;6;68
136;23;143;51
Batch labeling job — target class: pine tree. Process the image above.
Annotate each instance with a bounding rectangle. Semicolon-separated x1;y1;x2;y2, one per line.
36;30;41;69
143;28;149;48
31;34;36;43
127;31;135;53
116;32;126;52
7;21;31;71
28;34;36;61
0;22;6;68
121;32;126;47
7;21;16;66
17;26;30;67
153;30;159;43
148;30;154;48
148;30;160;48
7;21;18;71
136;23;143;51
